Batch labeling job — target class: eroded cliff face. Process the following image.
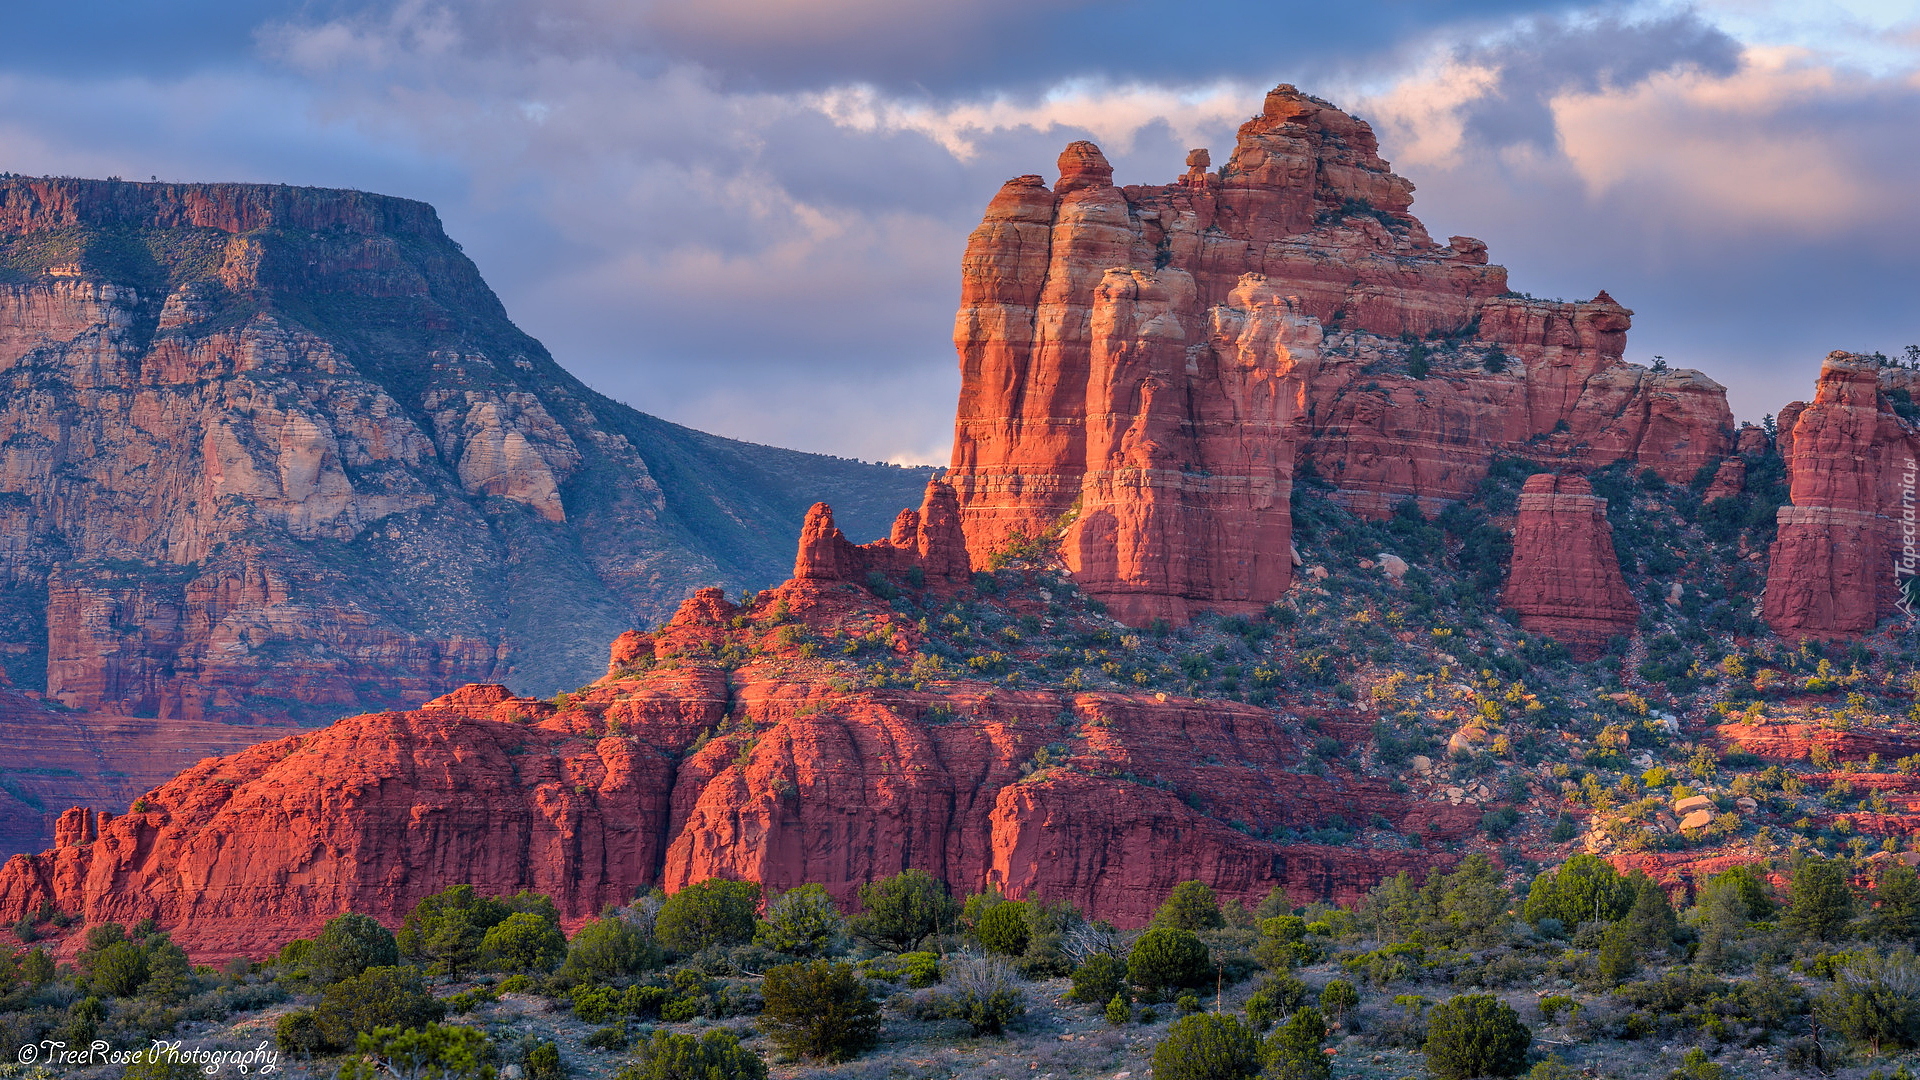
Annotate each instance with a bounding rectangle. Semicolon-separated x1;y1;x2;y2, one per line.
0;556;1473;959
0;178;930;721
948;84;1733;624
1763;353;1920;639
1503;474;1639;658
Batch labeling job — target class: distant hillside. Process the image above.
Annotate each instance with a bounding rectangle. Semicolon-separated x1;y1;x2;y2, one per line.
0;176;932;721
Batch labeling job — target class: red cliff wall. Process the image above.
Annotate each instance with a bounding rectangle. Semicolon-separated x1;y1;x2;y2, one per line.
1503;473;1639;657
947;84;1733;625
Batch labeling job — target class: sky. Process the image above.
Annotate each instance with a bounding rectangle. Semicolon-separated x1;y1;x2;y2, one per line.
2;0;1916;465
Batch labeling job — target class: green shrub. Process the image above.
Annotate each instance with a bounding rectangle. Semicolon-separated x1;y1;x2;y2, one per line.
88;940;149;997
483;911;567;973
1154;881;1226;931
753;884;848;958
1264;1006;1330;1080
1150;1013;1263;1080
900;951;940;988
560;915;662;982
617;1030;766;1080
1107;993;1130;1026
1070;953;1127;1004
851;869;958;953
925;956;1027;1036
975;901;1032;956
758;960;881;1062
274;1008;326;1056
1129;927;1212;999
657;879;762;954
1425;993;1532;1080
1319;979;1358;1020
1784;857;1855;942
314;966;445;1050
1521;854;1633;928
340;1024;494;1080
526;1040;565;1080
585;1026;629;1052
397;885;512;977
310;913;399;985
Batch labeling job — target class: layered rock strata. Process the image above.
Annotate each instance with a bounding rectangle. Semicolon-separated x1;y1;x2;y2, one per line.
794;479;972;586
1763;353;1920;639
0;524;1480;958
947;83;1733;624
1502;473;1638;657
0;177;929;719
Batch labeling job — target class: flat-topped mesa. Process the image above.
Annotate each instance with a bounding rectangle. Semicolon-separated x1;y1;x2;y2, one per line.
1763;353;1920;639
947;82;1734;625
1503;473;1639;658
794;479;971;587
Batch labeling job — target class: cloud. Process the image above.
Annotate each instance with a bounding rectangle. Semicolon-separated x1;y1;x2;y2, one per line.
1;0;1916;465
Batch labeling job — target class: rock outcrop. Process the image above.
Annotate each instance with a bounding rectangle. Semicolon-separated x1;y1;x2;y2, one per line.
1503;473;1638;657
947;84;1733;624
1763;353;1920;639
0;528;1477;959
794;479;972;587
0;177;930;720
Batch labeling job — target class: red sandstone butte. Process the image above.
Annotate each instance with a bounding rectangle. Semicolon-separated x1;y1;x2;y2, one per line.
0;535;1479;959
1502;473;1638;658
946;83;1732;625
1763;353;1920;639
794;479;972;587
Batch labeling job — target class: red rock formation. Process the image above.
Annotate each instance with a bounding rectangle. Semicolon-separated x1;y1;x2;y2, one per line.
947;84;1733;623
794;480;971;587
1503;474;1639;657
1763;353;1920;639
0;572;1478;960
1703;457;1746;501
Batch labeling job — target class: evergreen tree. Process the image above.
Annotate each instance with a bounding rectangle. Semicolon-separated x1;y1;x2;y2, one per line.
753;884;848;958
1425;994;1532;1080
758;961;881;1062
311;913;400;985
656;879;761;954
1521;854;1634;929
1264;1006;1330;1080
850;869;958;953
1127;928;1212;999
1151;1013;1263;1080
1785;858;1855;942
1870;864;1920;943
1154;881;1226;932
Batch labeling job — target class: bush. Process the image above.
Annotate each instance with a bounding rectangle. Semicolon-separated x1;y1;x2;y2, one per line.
1070;953;1127;1004
1265;1006;1330;1080
753;884;848;958
274;1009;326;1056
1129;927;1212;999
1319;979;1359;1020
526;1040;565;1080
397;885;512;977
758;961;881;1061
1784;857;1854;942
618;1030;766;1080
89;940;150;997
314;966;445;1050
976;902;1031;956
310;913;399;985
1521;855;1633;929
1425;994;1532;1080
657;879;762;954
560;915;662;982
1107;993;1130;1026
1150;1012;1263;1080
341;1024;496;1080
929;956;1027;1036
483;911;567;973
1154;881;1226;931
585;1026;629;1052
851;869;958;953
